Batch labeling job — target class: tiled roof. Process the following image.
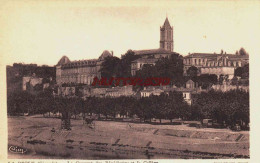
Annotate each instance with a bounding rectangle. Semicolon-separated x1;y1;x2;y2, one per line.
132;58;158;63
184;53;249;59
133;48;173;55
61;59;98;68
99;50;112;60
57;56;71;66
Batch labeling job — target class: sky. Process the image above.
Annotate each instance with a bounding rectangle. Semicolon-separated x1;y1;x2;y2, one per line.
1;0;260;66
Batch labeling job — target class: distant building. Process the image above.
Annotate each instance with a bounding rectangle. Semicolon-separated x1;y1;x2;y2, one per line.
22;76;43;91
131;58;158;76
139;80;199;105
183;53;249;79
91;88;107;98
57;85;135;98
105;85;135;98
212;81;249;92
56;50;113;85
185;79;196;89
140;87;164;97
7;63;55;94
58;86;76;96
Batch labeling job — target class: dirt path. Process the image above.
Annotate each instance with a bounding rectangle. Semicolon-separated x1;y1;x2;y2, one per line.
8;116;249;159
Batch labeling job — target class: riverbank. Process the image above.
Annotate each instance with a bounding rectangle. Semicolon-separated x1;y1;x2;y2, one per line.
8;115;249;159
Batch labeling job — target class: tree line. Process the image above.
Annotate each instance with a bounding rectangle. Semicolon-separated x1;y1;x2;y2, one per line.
7;88;249;127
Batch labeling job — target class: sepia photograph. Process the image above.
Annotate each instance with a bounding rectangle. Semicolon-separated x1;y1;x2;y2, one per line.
1;0;259;162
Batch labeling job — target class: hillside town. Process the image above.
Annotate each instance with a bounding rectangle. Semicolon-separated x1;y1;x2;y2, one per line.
7;17;249;101
7;17;250;159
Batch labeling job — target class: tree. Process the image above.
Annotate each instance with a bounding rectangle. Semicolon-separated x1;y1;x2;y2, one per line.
100;56;121;78
7;91;35;115
238;48;249;56
197;74;218;89
235;63;249;79
187;66;199;79
120;50;140;77
192;90;249;126
134;53;184;86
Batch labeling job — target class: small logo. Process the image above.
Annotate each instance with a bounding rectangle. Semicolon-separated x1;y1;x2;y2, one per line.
8;145;27;154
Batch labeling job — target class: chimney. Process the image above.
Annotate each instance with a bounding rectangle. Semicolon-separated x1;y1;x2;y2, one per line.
111;51;114;56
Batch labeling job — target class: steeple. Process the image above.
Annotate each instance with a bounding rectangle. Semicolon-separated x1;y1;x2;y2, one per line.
162;17;171;28
160;17;174;52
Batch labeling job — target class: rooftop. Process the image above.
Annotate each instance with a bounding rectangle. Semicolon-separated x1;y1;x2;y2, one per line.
133;48;173;55
57;50;113;67
184;53;249;59
132;58;159;63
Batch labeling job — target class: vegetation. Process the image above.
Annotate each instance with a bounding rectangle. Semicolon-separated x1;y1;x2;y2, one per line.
7;88;249;127
235;47;249;56
191;90;249;126
100;50;140;79
134;53;184;90
235;64;249;79
100;50;184;88
6;63;56;95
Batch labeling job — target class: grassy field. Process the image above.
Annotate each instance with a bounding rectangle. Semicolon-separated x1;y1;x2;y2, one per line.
8;115;249;159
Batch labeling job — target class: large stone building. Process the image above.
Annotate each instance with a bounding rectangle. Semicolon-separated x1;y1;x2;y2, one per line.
183;53;249;79
131;17;176;76
56;50;112;85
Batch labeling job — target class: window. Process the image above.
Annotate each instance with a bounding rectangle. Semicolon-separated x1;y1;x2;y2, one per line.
167;31;171;40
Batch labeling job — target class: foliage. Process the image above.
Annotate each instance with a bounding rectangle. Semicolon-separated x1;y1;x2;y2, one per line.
135;53;184;86
192;90;249;126
100;50;140;79
238;48;249;56
120;50;140;77
187;66;199;78
100;56;121;78
196;74;218;89
7;88;249;127
7;90;191;122
235;64;249;79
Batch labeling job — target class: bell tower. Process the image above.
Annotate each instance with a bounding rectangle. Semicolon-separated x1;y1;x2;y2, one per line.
160;17;173;52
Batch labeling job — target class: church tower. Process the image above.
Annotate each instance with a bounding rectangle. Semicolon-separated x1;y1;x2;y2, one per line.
160;17;173;52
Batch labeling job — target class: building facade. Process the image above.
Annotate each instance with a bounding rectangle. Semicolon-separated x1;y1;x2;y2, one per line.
183;53;249;79
56;50;112;85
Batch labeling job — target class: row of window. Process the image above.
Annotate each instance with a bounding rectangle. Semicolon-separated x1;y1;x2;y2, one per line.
61;67;97;74
201;68;233;74
184;58;242;67
184;58;206;65
58;76;94;84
